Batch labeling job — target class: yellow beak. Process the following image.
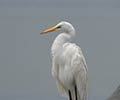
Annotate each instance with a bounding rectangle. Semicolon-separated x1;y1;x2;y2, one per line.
40;26;59;34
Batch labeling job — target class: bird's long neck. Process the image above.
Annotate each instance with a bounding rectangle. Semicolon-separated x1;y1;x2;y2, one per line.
51;32;75;56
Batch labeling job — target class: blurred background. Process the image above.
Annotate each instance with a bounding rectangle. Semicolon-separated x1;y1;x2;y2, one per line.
0;0;120;100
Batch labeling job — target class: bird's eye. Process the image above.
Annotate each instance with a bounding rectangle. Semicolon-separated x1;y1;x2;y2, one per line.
57;25;61;28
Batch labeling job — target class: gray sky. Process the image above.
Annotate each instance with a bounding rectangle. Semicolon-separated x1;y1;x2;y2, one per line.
0;0;120;100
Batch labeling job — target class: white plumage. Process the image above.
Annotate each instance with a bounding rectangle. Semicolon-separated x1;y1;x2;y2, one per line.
41;21;88;100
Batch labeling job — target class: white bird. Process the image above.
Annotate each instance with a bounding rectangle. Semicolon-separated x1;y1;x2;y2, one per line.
40;21;88;100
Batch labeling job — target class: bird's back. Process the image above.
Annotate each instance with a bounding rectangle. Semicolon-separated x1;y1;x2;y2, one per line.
62;43;87;70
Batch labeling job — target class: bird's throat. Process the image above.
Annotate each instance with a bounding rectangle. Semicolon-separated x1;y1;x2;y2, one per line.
51;33;72;56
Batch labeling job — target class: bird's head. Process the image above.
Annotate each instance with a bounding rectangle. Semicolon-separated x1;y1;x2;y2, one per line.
40;21;75;35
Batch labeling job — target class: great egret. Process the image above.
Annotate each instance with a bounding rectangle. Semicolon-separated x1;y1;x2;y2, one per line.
40;21;88;100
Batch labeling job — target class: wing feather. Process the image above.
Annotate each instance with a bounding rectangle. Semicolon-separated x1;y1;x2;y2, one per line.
70;44;88;100
52;43;88;100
